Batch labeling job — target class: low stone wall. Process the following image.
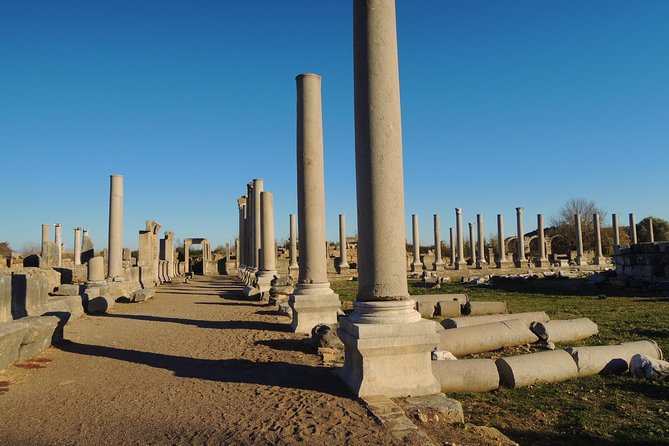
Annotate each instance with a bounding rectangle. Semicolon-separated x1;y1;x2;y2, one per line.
614;242;669;284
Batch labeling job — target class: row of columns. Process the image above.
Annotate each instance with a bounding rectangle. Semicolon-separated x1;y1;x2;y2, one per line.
41;223;91;267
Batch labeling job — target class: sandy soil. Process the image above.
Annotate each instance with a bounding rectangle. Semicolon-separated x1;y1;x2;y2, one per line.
0;276;403;446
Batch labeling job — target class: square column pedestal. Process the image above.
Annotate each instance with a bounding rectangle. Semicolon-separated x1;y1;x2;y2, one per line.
337;300;440;397
289;283;340;333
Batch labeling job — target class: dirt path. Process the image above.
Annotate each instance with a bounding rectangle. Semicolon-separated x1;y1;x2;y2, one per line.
0;276;400;446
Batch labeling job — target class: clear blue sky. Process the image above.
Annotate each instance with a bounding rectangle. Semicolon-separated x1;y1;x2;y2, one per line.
2;1;667;251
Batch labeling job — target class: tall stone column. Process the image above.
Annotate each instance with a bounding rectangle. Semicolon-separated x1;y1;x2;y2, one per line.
235;238;240;269
649;218;655;242
184;239;191;273
255;191;277;295
476;214;486;269
289;73;340;333
497;214;508;268
41;224;50;246
73;227;82;266
612;214;620;247
162;231;175;279
449;227;455;266
536;214;549;267
107;175;123;279
337;214;350;274
575;214;585;266
468;222;476;265
288;213;299;276
629;213;638;244
515;207;525;267
432;214;444;270
252;179;264;270
593;213;605;265
455;208;466;270
54;223;63;267
410;214;423;271
338;0;439;398
237;196;247;269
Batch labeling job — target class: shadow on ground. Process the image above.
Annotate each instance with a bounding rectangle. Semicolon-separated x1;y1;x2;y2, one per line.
56;340;352;398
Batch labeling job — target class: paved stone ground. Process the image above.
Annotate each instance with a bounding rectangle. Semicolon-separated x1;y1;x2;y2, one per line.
0;276;405;446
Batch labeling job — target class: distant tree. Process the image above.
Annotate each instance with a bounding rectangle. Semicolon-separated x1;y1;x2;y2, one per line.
549;198;608;255
213;244;226;255
0;242;11;257
21;243;41;256
637;216;669;242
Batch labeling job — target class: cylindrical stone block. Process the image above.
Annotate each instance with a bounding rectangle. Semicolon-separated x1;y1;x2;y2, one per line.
438;319;539;357
530;318;598;344
566;340;663;376
442;311;550;329
259;191;276;272
649;217;655;242
455;208;465;268
432;359;500;393
54;223;63;267
411;214;421;270
107;175;123;278
462;301;508;316
496;350;579;388
594;213;603;260
88;256;105;282
296;74;330;286
437;300;462;318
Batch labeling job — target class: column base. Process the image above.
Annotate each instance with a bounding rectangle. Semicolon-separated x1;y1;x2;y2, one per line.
535;259;550;268
410;261;425;272
288;265;299;278
454;260;467;270
337;300;440;398
255;270;277;293
496;260;511;269
243;284;261;298
593;257;606;266
432;261;445;271
575;256;586;266
475;260;488;269
336;264;350;275
289;283;340;334
514;258;527;268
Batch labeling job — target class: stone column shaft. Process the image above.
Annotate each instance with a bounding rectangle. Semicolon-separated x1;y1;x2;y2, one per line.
575;214;584;265
476;214;486;268
536;214;548;267
612;214;620;247
455;208;465;269
410;214;422;271
252;179;264;269
497;214;507;267
289;73;339;333
433;214;443;270
54;223;63;267
468;222;476;264
338;0;438;398
73;227;82;266
629;213;637;244
339;214;350;270
289;213;298;273
593;213;604;265
449;227;455;266
649;218;655;242
41;224;50;246
107;175;123;279
516;207;525;267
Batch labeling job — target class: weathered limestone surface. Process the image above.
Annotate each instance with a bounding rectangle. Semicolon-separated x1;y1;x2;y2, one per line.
289;73;340;334
497;350;579;388
255;191;277;297
614;242;669;284
0;315;62;371
337;0;439;398
107;175;124;279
